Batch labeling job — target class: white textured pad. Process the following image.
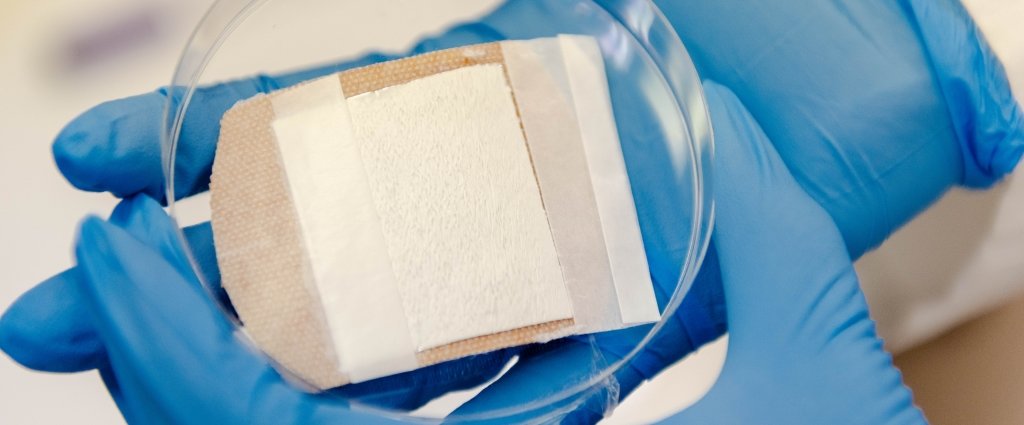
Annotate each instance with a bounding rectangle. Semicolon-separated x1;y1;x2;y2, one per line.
346;64;574;350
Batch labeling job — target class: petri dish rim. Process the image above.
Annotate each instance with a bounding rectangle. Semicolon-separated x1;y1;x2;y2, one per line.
161;0;714;421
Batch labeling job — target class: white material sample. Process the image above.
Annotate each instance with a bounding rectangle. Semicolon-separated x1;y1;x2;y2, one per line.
271;76;418;383
558;35;660;325
249;36;660;383
346;64;574;350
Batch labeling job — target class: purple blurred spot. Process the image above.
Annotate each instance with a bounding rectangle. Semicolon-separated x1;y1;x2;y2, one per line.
63;7;163;70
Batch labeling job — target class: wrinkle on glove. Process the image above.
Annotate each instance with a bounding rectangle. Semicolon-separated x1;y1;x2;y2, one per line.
902;0;1024;185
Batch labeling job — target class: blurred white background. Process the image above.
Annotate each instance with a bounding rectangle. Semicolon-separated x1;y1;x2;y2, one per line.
0;0;1021;423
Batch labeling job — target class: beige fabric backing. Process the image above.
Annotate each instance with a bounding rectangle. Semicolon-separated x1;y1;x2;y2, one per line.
212;96;346;389
212;43;575;389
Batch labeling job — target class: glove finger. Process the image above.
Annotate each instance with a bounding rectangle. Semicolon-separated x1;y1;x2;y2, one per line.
73;211;409;424
75;216;313;424
905;0;1024;186
0;220;217;373
0;268;103;372
54;78;277;203
701;81;858;347
670;81;923;424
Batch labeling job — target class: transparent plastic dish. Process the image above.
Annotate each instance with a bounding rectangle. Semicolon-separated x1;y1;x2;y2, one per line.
162;0;714;422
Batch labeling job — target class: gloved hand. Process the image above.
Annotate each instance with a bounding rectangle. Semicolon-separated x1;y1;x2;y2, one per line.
2;0;1021;422
60;195;407;425
662;82;929;424
1;80;931;425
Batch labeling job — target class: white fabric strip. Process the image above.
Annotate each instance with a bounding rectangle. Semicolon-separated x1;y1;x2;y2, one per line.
271;75;418;383
501;38;624;333
558;35;660;325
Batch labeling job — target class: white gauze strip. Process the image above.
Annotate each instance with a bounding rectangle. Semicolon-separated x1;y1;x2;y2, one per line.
500;38;623;334
270;76;418;383
558;35;659;325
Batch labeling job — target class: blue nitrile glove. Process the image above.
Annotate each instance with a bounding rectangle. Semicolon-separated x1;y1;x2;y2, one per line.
2;80;932;425
66;195;410;425
2;0;1021;422
659;82;929;424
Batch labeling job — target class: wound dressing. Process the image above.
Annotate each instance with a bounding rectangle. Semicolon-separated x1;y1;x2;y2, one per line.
210;35;659;389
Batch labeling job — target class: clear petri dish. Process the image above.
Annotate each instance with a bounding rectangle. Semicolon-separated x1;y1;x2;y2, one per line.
162;0;713;422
